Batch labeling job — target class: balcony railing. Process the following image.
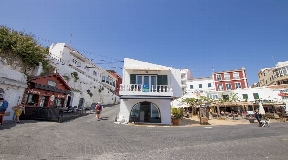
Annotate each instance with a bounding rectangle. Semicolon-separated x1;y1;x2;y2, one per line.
120;84;173;93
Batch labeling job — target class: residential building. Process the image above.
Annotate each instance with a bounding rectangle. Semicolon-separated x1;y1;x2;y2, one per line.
107;70;122;97
49;43;118;107
273;61;288;85
117;58;182;124
257;68;275;87
186;76;217;98
213;68;248;91
0;58;27;120
180;69;193;95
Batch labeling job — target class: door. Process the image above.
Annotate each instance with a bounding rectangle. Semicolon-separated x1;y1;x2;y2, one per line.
140;103;151;122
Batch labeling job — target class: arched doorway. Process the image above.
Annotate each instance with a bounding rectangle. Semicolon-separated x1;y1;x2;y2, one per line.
130;101;161;123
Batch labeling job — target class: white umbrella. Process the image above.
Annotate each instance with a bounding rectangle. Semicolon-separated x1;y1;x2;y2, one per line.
258;102;265;115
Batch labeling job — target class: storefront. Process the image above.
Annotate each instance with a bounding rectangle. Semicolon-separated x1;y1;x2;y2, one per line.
20;73;71;121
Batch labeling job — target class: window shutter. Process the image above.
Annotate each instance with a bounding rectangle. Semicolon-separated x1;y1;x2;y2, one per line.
130;74;136;84
157;75;168;85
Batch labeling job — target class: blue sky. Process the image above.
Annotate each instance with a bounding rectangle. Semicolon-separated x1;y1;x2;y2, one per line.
1;0;288;85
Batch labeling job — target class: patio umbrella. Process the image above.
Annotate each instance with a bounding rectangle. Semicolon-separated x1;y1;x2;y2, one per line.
258;102;266;115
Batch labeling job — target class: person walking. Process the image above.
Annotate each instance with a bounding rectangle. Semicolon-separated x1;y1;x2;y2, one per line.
254;110;263;127
95;102;102;121
0;95;9;125
0;95;8;113
12;102;25;123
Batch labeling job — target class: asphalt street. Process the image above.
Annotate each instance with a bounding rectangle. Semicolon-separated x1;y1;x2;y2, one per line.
1;104;288;160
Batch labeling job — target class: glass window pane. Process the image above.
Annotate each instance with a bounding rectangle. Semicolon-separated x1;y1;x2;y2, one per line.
136;76;142;84
144;76;149;85
131;103;140;117
151;104;160;118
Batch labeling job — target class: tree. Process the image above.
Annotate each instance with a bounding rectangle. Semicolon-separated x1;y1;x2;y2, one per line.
0;25;54;76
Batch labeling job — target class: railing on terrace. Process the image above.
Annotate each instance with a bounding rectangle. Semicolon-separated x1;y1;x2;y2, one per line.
120;84;173;93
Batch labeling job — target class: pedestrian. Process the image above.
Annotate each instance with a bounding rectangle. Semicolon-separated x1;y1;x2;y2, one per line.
254;110;263;127
0;94;8;113
95;102;102;121
12;102;25;123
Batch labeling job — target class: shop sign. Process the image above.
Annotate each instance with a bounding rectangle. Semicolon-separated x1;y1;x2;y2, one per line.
27;89;40;95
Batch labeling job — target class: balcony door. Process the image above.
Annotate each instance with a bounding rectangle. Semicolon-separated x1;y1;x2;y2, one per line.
136;75;157;91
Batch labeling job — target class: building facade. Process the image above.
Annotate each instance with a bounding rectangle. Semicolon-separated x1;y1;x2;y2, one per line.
180;69;193;95
107;70;122;97
117;58;182;124
257;68;275;87
273;61;288;85
49;43;118;106
213;68;248;91
0;58;27;120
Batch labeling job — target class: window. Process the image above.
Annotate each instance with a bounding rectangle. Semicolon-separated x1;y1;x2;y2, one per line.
24;94;39;105
253;93;259;99
47;80;56;87
190;85;193;89
242;94;248;100
102;76;106;82
224;73;230;80
226;83;232;90
233;72;240;79
93;71;97;76
216;74;222;81
199;84;202;88
213;95;218;99
208;83;212;88
235;82;241;89
218;84;223;91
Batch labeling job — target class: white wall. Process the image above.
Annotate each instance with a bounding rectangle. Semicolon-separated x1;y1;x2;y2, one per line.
122;58;182;98
186;78;215;92
0;65;27;120
118;99;171;124
49;43;118;105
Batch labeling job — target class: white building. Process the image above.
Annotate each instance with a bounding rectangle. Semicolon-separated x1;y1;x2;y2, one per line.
49;43;118;108
0;58;27;120
117;58;182;124
221;87;282;103
180;69;193;95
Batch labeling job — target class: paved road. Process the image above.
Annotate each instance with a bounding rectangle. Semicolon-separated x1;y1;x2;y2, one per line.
1;105;288;160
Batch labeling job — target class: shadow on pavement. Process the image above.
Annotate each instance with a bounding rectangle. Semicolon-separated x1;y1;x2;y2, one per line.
0;120;39;130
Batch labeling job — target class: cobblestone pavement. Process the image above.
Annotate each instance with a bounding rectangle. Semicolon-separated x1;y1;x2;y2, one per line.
1;105;288;160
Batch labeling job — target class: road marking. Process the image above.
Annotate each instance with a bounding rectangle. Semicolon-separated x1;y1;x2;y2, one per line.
204;127;213;128
147;126;155;127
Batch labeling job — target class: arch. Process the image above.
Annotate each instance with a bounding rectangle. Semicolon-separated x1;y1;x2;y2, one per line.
130;101;161;123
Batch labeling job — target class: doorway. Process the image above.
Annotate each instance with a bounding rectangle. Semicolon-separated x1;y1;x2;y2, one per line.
130;101;161;123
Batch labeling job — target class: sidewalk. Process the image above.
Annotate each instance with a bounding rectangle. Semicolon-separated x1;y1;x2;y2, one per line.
127;116;280;127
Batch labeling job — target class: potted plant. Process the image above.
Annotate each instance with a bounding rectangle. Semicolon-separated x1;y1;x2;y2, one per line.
171;107;182;125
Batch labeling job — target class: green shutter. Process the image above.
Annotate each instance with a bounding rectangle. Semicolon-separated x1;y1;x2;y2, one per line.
253;93;259;99
242;94;248;99
157;75;168;85
130;74;136;84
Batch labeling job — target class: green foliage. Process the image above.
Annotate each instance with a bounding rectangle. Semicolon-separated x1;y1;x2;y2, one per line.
63;75;70;82
182;96;215;107
171;107;182;119
98;88;102;93
218;93;239;103
0;25;54;75
71;72;79;82
88;92;93;97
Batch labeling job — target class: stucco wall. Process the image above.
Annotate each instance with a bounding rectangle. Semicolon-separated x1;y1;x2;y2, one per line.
118;99;171;124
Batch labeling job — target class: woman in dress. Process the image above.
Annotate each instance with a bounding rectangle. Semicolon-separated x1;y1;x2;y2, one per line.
12;102;25;123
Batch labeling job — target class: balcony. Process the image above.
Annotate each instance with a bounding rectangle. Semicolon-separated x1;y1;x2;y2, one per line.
119;84;173;97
